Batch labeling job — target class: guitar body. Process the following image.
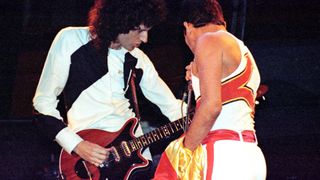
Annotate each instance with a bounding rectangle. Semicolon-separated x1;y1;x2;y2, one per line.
59;118;150;180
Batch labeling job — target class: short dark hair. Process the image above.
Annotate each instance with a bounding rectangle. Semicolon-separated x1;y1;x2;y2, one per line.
88;0;167;50
180;0;225;27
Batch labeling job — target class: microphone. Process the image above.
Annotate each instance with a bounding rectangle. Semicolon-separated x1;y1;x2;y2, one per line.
187;80;192;100
182;92;188;103
182;81;192;102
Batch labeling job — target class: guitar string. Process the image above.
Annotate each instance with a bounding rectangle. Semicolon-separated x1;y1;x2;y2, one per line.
100;116;191;166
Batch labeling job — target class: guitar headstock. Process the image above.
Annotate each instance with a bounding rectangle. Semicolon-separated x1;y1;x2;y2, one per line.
255;84;269;105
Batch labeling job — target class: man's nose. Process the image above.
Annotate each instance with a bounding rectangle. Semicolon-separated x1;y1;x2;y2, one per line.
139;31;148;43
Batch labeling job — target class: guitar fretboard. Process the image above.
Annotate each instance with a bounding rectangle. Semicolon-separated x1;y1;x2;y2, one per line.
128;117;191;153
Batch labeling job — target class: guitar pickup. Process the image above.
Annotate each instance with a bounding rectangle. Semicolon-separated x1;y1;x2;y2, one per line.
110;146;121;162
121;141;131;157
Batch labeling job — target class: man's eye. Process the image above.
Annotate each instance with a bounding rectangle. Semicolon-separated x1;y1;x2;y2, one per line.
133;27;149;33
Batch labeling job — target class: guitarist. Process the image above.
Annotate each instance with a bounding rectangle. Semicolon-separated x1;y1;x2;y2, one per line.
32;0;186;179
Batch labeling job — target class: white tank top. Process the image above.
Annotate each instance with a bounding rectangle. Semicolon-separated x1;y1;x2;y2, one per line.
191;30;260;131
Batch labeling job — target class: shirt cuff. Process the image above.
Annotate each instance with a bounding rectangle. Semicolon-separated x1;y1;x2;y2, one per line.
55;127;83;154
168;100;188;122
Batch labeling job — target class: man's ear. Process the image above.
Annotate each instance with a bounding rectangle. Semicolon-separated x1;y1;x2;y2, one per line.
223;21;227;28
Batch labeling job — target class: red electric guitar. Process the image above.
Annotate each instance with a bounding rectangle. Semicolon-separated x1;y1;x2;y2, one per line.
59;117;190;180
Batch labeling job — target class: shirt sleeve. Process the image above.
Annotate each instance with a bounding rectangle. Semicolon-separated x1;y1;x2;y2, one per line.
32;27;84;154
55;127;83;154
138;53;187;121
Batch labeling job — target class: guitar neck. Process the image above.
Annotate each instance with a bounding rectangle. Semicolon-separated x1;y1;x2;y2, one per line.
127;117;190;152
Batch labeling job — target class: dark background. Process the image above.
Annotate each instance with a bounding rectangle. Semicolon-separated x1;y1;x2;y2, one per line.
1;0;320;179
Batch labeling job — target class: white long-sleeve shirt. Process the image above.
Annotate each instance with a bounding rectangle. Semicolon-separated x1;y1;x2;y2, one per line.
33;27;186;155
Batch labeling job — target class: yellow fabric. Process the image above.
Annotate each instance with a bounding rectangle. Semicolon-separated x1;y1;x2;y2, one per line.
164;137;205;180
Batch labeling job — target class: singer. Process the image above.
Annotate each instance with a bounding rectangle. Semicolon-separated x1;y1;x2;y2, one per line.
154;0;266;179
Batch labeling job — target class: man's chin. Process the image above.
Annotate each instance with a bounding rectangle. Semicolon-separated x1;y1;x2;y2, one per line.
124;46;137;51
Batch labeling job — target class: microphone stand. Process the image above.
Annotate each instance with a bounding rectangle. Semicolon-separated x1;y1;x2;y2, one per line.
184;81;193;132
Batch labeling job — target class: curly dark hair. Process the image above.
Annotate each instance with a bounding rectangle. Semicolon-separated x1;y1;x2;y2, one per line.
180;0;225;27
88;0;167;51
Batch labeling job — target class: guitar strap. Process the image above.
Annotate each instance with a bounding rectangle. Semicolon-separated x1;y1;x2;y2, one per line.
129;68;141;120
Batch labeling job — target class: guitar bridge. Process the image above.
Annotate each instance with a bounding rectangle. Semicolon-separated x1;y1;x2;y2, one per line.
99;146;121;168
